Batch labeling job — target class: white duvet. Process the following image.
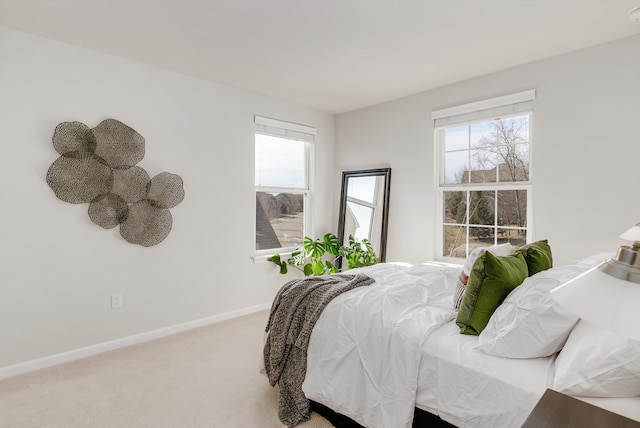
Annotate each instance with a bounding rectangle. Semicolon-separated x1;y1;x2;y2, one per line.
302;262;460;428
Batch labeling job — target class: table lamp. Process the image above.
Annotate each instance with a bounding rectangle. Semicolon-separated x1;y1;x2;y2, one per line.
550;223;640;341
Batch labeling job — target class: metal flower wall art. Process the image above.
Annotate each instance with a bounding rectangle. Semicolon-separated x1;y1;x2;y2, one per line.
46;119;185;247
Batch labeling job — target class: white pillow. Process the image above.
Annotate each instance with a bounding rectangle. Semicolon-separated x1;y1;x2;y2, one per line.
553;320;640;397
462;243;513;277
476;252;612;358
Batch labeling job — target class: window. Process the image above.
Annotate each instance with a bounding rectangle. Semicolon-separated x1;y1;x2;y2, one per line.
433;90;535;260
255;116;314;256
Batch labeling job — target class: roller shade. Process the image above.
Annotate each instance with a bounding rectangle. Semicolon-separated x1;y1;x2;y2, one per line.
255;115;315;143
432;90;535;128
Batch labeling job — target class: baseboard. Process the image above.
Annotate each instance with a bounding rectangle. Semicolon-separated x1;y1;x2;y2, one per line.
0;302;271;380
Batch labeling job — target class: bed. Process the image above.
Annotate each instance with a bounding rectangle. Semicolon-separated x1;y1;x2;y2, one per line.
263;243;640;428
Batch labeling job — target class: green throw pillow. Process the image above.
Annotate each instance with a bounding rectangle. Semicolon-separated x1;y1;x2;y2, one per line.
456;251;528;336
516;240;553;276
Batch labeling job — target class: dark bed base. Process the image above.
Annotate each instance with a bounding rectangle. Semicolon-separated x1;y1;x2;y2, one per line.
310;401;457;428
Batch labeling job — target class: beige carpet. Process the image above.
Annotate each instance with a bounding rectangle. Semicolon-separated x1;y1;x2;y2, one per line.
0;310;334;428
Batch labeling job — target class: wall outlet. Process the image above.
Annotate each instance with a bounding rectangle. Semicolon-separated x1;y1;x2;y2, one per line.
111;293;123;309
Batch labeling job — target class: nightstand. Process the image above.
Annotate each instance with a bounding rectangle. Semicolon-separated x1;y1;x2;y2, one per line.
522;389;640;428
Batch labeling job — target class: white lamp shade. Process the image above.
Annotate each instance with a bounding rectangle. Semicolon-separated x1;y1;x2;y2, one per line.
551;263;640;341
620;224;640;242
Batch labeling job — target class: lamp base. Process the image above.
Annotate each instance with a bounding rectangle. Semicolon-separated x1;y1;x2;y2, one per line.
601;245;640;284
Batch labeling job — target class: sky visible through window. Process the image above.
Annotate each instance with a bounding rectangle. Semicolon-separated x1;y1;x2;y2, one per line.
255;134;305;188
444;121;493;184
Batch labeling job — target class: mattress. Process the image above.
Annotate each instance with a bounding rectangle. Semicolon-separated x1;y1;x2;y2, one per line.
417;320;554;428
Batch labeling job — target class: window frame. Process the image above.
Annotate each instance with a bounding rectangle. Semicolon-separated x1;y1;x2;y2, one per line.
254;116;314;262
432;91;535;263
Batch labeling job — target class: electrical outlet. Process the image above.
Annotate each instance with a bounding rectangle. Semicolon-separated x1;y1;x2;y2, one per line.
111;293;123;309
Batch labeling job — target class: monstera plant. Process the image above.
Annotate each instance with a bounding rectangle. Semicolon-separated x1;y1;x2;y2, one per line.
268;233;379;276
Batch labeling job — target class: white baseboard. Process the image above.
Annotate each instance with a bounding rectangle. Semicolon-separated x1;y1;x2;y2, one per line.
0;302;271;380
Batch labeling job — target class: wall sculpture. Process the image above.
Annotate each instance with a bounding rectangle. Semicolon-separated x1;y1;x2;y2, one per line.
46;119;185;246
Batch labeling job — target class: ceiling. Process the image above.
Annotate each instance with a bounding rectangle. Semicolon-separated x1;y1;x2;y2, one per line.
1;0;639;114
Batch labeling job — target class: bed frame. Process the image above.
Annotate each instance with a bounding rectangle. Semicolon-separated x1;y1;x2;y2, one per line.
310;401;456;428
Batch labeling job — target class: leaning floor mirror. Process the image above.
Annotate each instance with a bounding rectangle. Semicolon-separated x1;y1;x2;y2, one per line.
337;168;391;267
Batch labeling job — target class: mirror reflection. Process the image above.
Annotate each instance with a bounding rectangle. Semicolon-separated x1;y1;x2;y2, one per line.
338;168;391;266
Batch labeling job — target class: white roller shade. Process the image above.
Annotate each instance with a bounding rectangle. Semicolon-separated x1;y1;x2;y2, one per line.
255;115;315;143
432;90;535;128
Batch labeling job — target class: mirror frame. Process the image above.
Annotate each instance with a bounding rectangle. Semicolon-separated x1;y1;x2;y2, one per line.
337;168;391;266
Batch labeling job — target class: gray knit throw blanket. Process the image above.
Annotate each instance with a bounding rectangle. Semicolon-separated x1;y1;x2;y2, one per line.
264;273;375;427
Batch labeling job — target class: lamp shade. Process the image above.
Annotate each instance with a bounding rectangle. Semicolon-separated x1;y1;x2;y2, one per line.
550;262;640;341
620;223;640;244
552;222;640;340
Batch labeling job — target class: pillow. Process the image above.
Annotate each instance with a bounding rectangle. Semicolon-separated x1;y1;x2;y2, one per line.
476;252;612;358
456;251;528;335
515;239;553;276
453;243;513;309
452;277;466;310
553;320;640;397
462;243;513;279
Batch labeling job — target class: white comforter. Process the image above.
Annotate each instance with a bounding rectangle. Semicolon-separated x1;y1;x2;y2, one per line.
302;262;460;428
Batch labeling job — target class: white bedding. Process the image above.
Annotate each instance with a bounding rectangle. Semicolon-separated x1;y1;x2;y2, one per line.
417;321;554;427
578;396;640;422
303;262;460;428
292;261;640;427
417;321;640;426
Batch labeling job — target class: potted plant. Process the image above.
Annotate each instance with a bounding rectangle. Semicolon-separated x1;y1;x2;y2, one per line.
268;233;379;276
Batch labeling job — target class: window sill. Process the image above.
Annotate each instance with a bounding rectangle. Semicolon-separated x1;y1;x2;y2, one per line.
252;250;294;264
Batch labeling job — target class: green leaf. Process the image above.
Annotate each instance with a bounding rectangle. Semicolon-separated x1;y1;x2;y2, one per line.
267;254;289;274
325;261;339;274
288;250;305;266
304;236;326;259
312;259;326;276
323;233;341;256
346;253;357;269
303;264;314;276
268;254;280;263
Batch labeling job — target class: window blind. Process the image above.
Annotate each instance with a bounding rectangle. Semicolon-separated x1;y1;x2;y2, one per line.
432;90;535;128
255;115;315;143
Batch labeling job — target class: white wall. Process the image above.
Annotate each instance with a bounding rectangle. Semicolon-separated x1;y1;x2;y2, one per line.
335;34;640;267
0;27;335;373
3;26;639;377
